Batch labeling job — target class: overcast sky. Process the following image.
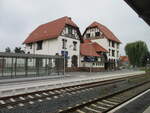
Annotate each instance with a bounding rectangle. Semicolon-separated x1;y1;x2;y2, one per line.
0;0;150;55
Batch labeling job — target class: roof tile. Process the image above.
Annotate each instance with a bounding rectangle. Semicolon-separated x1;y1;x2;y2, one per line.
87;22;121;43
24;16;78;44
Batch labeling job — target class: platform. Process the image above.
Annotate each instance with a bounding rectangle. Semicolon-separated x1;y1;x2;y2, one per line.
0;70;145;98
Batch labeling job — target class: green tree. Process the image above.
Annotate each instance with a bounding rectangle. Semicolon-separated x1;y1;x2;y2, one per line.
14;47;25;53
125;41;149;67
5;47;11;53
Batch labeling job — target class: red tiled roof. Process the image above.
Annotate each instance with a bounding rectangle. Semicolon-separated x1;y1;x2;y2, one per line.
83;39;92;43
23;16;79;44
80;41;108;56
86;22;121;43
92;42;108;52
83;39;108;52
80;43;99;56
120;56;129;62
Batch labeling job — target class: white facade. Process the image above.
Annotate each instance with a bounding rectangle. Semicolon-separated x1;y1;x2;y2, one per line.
25;26;80;67
84;27;120;63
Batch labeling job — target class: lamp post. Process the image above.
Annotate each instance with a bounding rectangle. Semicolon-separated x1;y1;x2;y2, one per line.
63;49;66;75
88;43;92;73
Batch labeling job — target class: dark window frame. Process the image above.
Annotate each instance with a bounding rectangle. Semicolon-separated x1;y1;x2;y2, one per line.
73;41;77;51
112;41;115;48
86;33;90;38
95;32;100;37
28;43;32;49
109;40;111;47
37;41;43;50
112;50;115;57
62;39;67;49
68;26;73;35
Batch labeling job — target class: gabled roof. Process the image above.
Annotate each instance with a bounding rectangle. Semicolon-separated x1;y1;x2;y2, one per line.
84;22;121;43
80;43;99;57
92;42;108;52
80;40;108;56
24;16;79;44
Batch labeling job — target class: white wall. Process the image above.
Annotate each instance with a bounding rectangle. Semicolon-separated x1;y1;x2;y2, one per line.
25;27;80;67
25;38;59;55
58;36;80;67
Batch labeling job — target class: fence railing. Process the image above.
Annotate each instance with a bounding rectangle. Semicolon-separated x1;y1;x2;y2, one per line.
0;52;64;79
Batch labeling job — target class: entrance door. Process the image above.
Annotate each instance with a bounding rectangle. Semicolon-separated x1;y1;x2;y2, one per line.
71;55;78;67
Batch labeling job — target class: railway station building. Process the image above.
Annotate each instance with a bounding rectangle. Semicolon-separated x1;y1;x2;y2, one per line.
82;22;121;70
24;16;121;71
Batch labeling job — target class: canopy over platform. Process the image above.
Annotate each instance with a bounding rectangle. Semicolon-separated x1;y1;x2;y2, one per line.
124;0;150;26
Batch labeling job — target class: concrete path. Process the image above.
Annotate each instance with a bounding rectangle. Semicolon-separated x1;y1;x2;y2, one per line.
0;70;145;98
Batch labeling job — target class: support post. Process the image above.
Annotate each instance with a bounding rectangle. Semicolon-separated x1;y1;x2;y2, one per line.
1;57;4;77
25;58;28;77
14;57;17;77
11;58;13;78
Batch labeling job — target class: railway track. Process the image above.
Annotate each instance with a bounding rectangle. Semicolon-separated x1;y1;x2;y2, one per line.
59;79;150;113
0;74;149;113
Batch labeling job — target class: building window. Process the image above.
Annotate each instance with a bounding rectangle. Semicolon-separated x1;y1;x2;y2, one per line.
95;32;100;37
73;41;77;51
28;43;32;49
68;26;73;34
62;39;67;49
112;41;115;48
109;40;111;47
37;41;43;50
86;33;90;38
117;43;119;49
117;51;119;57
109;49;111;56
112;50;115;57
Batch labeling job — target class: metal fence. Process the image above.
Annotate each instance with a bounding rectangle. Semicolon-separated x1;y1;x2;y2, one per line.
0;52;64;79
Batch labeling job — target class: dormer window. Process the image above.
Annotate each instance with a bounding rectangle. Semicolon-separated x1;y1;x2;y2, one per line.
37;41;43;50
68;26;73;35
86;33;90;38
95;32;100;37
